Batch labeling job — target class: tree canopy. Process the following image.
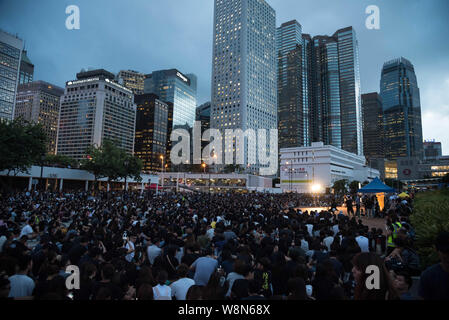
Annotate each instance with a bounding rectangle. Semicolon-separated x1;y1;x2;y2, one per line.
0;119;47;176
80;140;143;185
332;179;348;195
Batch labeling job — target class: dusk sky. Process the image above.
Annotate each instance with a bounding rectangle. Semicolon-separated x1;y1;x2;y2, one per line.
1;0;448;153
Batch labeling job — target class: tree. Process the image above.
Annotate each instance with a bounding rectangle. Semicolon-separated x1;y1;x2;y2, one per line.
42;154;77;168
442;173;449;185
332;179;348;195
0;119;47;176
80;143;109;189
80;140;143;191
120;153;143;190
362;180;370;187
349;180;361;194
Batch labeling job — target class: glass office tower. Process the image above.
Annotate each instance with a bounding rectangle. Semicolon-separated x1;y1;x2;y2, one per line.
277;20;310;148
362;92;384;160
380;57;423;160
0;30;23;122
335;27;363;156
302;26;363;156
19;50;34;85
211;0;277;172
134;93;169;173
144;69;197;129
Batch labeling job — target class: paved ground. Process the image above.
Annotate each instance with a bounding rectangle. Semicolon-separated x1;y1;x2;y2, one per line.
297;206;387;235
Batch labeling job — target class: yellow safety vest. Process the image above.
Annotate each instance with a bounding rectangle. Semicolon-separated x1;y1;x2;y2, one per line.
387;222;402;247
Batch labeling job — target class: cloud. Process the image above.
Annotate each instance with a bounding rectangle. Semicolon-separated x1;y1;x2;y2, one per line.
421;77;449;155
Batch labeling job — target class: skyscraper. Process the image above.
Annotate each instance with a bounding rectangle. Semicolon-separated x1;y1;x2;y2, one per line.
423;140;442;160
19;50;34;85
335;27;363;156
117;70;145;95
277;20;310;148
57;69;136;160
15;81;64;154
196;102;211;160
307;27;363;156
380;57;423;160
0;30;23;122
134;93;169;173
144;69;197;129
361;92;384;160
211;0;277;171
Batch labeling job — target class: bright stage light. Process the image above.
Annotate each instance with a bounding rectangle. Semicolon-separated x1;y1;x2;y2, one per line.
311;183;321;193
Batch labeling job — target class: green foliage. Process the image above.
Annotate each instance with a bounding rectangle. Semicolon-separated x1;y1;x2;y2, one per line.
411;189;449;269
349;180;360;194
442;173;449;184
42;154;77;168
332;179;348;195
384;178;403;191
0;119;47;175
80;140;142;186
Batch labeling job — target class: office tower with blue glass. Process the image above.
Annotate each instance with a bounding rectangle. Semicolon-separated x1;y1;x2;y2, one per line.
19;50;34;85
0;30;24;122
362;92;384;161
380;57;423;160
144;69;197;129
277;20;310;149
211;0;277;173
301;26;363;156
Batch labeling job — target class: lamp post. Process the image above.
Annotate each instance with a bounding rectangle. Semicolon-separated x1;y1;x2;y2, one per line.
123;159;129;191
39;153;46;191
160;155;165;192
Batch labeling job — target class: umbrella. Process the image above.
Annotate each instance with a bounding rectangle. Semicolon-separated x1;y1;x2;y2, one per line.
398;192;409;198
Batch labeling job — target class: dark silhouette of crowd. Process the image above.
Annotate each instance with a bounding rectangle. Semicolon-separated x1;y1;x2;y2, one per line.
0;189;448;300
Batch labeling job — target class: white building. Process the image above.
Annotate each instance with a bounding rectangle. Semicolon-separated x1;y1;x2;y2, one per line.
210;0;278;172
280;142;379;193
56;69;136;160
0;166;159;192
159;172;273;193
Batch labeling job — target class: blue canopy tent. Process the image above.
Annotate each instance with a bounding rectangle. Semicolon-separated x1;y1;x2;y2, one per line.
358;177;395;193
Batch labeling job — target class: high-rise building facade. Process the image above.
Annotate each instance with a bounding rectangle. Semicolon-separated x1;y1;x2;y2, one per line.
57;69;136;160
19;50;34;85
306;27;363;156
117;70;145;95
211;0;277;172
15;81;64;154
134;93;169;173
380;57;423;160
362;92;384;160
423;140;442;160
0;30;24;122
196;102;211;160
144;69;197;129
277;20;310;148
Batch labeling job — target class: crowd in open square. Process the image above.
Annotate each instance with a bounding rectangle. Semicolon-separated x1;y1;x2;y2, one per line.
1;188;448;300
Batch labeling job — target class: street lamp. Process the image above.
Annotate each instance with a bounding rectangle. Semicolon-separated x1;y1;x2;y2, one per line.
160;155;165;192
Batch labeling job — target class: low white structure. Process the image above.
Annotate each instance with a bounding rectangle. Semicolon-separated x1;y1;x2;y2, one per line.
159;172;272;193
280;142;379;193
0;166;159;191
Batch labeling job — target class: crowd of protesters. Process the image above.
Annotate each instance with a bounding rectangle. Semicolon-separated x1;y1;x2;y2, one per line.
0;189;448;300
